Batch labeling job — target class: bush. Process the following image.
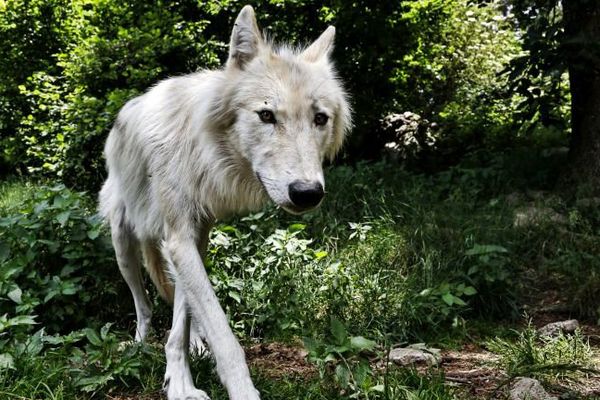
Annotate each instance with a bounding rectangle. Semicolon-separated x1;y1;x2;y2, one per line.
0;184;121;346
0;0;71;173
13;0;223;189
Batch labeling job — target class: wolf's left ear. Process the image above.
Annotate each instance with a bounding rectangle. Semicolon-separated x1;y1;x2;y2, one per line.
301;26;335;63
227;5;262;70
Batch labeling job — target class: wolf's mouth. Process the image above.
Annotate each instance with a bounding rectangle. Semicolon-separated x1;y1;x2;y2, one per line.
255;172;317;215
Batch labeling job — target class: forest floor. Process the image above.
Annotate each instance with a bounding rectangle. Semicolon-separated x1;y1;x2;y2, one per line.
107;284;600;400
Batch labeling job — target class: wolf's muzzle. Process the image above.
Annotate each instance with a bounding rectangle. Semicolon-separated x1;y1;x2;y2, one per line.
288;180;324;210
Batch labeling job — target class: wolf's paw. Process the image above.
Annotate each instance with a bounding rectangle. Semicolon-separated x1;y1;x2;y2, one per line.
167;388;210;400
230;387;261;400
164;376;210;400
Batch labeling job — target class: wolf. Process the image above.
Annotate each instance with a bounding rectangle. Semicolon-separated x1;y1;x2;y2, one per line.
99;5;351;400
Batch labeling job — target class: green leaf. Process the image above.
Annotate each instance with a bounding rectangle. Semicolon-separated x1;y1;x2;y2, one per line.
100;323;113;340
0;241;9;263
84;328;102;347
26;330;44;356
442;292;454;306
228;291;241;303
330;316;347;345
314;250;328;259
335;364;350;388
463;286;477;295
452;295;467;306
288;223;306;232
350;336;376;351
7;286;22;304
0;353;14;370
331;345;350;354
56;211;70;226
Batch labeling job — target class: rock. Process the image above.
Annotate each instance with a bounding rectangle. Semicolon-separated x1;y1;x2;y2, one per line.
513;206;567;228
388;344;441;366
538;320;579;337
510;377;557;400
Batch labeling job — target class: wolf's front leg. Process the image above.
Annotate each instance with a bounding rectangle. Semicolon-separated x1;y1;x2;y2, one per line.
164;281;210;400
165;228;260;400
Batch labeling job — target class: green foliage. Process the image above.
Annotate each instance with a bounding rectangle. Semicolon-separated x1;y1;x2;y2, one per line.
0;325;165;399
10;0;221;188
487;324;596;381
507;0;571;134
0;0;71;172
395;0;522;152
0;184;120;348
304;316;379;396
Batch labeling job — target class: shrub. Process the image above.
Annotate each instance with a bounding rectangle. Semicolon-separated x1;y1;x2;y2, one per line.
0;184;121;346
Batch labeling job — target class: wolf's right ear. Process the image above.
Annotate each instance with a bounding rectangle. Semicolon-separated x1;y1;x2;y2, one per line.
227;5;262;70
301;26;335;63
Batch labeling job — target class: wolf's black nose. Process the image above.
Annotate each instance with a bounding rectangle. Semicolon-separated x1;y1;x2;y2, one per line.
288;180;324;209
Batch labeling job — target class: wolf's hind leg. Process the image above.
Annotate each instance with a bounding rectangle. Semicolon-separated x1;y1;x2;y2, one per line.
110;208;152;341
164;280;210;400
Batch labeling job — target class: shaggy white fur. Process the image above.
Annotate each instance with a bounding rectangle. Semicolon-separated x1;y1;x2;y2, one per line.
99;5;351;399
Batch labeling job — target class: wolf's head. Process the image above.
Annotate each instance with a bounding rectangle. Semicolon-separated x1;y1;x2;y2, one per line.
221;5;351;214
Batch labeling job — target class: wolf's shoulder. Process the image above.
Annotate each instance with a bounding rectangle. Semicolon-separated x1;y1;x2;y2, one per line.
148;70;227;96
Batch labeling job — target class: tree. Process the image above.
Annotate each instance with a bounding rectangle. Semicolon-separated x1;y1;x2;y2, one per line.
562;0;600;189
510;0;600;191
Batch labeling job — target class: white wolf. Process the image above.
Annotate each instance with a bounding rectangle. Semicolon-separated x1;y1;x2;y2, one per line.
99;5;351;400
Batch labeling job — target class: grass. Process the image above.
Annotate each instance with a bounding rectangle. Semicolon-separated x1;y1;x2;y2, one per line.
487;324;596;381
1;148;600;398
0;179;39;211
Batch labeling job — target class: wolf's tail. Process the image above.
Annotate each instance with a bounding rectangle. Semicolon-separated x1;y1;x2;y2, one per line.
141;241;175;304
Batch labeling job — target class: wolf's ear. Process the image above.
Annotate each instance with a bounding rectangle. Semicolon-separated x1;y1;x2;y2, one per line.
227;5;262;70
301;26;335;63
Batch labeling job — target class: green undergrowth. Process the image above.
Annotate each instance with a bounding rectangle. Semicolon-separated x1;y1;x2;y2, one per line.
487;324;597;383
1;149;599;398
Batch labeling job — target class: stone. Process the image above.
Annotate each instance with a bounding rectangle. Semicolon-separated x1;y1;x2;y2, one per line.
538;320;580;338
513;206;567;228
510;377;557;400
388;344;441;366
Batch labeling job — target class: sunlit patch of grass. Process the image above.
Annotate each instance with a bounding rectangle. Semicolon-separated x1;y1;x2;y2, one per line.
0;179;40;212
486;324;597;382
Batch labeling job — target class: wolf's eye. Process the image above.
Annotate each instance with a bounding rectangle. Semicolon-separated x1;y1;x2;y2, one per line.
314;112;329;126
258;110;276;124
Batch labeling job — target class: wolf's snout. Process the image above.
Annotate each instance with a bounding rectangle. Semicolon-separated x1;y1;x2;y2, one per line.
288;180;324;209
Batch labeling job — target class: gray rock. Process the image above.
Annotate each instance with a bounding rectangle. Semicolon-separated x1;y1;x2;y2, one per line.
538;320;579;338
510;377;557;400
388;344;441;366
513;206;567;228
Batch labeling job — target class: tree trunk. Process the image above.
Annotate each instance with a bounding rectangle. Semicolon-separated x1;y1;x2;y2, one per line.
562;0;600;193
